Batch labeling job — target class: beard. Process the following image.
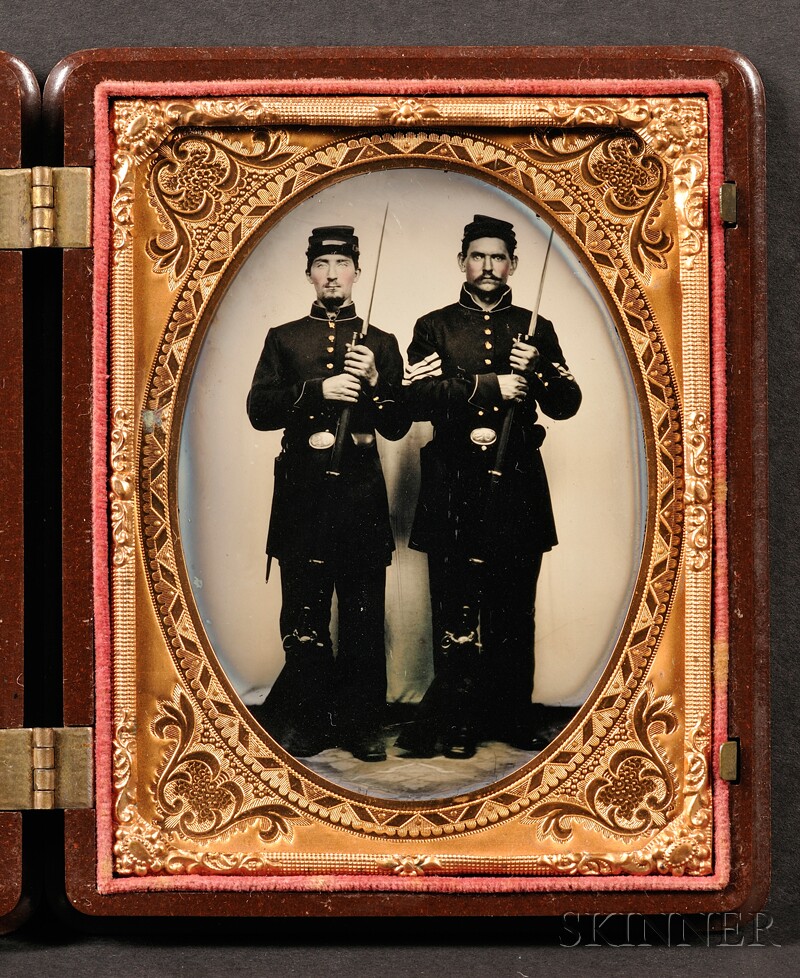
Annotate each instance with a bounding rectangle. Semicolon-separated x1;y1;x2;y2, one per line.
318;293;349;312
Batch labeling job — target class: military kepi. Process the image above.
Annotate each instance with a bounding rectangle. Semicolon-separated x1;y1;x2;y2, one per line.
461;214;517;254
306;225;360;267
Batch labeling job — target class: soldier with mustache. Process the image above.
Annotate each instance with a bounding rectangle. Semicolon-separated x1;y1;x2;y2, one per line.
398;214;581;760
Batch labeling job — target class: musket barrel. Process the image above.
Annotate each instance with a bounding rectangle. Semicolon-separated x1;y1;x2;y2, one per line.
321;207;391;495
469;224;555;565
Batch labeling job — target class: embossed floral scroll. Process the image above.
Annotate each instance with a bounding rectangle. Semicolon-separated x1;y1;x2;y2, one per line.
0;45;762;933
97;84;726;899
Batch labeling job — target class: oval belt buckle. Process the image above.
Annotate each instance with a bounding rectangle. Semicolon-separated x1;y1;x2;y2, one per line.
470;427;497;446
308;431;336;450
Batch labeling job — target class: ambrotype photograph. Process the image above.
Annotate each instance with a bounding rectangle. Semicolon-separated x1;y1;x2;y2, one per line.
177;169;644;800
104;94;712;884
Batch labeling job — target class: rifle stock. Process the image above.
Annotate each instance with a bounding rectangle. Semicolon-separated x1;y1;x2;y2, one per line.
325;330;361;480
469;398;517;565
468;404;516;570
286;386;355;651
469;225;554;568
294;206;390;641
325;203;389;483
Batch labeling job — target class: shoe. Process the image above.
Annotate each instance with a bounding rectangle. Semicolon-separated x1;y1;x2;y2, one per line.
280;733;330;758
279;725;335;758
344;733;387;763
395;730;438;758
442;724;477;760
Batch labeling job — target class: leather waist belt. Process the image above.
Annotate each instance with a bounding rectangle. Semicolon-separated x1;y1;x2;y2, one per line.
307;431;376;450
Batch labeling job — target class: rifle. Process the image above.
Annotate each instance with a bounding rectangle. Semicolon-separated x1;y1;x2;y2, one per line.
430;226;557;666
325;202;390;479
284;205;390;651
468;225;555;573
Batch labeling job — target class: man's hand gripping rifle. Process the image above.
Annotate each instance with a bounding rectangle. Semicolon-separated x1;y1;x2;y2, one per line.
453;227;555;644
283;206;390;655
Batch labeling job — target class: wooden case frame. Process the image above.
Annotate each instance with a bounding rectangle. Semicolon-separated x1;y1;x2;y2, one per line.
0;50;38;933
45;46;768;920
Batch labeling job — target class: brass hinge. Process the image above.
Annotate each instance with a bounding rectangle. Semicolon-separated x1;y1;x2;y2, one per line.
719;738;740;783
719;181;738;227
0;166;92;249
0;727;93;810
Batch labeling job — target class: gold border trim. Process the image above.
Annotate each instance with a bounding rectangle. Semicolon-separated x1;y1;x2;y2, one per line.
108;95;712;876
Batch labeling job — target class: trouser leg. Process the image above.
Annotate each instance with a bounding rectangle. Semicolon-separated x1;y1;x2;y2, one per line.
428;553;481;755
278;557;333;652
480;554;542;745
428;554;446;676
334;564;388;741
253;556;336;755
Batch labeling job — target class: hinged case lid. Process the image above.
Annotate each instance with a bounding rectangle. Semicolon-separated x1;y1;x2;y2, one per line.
0;49;38;935
46;45;769;923
0;165;92;249
0;45;770;931
0;727;94;811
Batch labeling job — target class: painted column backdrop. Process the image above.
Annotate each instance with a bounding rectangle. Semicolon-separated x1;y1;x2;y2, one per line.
177;167;646;709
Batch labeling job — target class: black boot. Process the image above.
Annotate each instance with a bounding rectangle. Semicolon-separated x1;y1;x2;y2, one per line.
259;607;335;757
440;606;480;759
342;730;387;762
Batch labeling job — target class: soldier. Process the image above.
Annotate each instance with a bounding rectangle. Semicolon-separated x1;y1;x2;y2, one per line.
247;225;409;762
397;214;581;759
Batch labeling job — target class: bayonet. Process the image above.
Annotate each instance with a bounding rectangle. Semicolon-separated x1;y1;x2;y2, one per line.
327;202;390;478
470;224;555;566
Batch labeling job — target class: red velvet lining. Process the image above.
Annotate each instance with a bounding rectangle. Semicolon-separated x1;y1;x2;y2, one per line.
91;75;729;895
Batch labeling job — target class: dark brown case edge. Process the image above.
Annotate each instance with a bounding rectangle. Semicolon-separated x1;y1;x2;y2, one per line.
43;45;769;925
0;49;41;935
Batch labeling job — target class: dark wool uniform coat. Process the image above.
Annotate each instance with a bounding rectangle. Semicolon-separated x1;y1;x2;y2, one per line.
405;285;582;561
247;303;409;568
